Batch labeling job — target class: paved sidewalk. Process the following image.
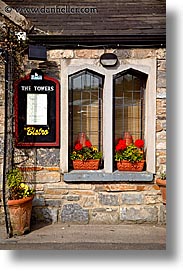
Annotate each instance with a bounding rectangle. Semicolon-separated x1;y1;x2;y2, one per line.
0;223;166;250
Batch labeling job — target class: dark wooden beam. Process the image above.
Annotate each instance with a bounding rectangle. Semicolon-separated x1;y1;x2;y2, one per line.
28;34;166;49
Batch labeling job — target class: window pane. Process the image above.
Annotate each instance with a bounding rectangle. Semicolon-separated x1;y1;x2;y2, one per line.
113;69;146;145
69;70;103;167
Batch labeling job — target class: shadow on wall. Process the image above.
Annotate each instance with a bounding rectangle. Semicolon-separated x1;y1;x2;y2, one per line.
31;204;57;225
38;61;60;80
24;60;60;80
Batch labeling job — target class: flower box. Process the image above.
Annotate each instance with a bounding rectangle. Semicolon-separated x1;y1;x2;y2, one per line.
117;160;145;171
73;159;100;170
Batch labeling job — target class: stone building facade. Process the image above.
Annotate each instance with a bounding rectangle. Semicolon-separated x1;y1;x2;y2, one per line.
11;48;166;225
0;0;166;226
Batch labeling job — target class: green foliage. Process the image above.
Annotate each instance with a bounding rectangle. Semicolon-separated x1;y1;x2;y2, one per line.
160;172;166;180
70;146;102;161
7;168;34;200
115;144;144;163
0;21;28;80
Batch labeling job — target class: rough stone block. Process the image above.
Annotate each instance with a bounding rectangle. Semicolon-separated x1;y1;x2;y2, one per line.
115;49;133;58
158;156;166;165
157;130;166;141
156;49;166;59
61;203;89;223
48;182;92;190
157;60;166;71
132;49;155;58
95;184;142;192
61;50;74;58
27;171;61;183
158;205;166;224
91;49;105;58
90;208;119;224
120;206;158;223
156;121;163;132
157;71;166;88
99;193;119;206
75;49;92;58
144;194;162;204
121;192;144;205
156;141;166;150
45;199;62;207
32;197;45;206
32;207;58;223
83;196;96;207
48;50;64;58
72;190;95;196
157;88;166;99
65;195;80;201
36;148;60;167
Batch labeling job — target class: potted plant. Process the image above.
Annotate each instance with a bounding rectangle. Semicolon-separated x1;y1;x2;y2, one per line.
114;138;145;171
70;139;102;170
7;168;35;236
156;172;166;204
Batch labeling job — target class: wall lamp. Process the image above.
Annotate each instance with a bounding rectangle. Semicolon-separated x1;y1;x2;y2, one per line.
28;44;47;61
100;53;118;67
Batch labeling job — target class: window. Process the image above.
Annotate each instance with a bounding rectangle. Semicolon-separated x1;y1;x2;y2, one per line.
113;69;147;166
68;70;104;168
61;58;156;179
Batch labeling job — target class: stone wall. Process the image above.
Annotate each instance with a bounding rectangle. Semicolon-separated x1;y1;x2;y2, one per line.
30;173;166;225
0;47;166;225
156;51;166;175
0;59;5;224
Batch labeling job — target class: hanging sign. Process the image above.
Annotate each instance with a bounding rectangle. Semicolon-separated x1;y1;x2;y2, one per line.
14;69;60;147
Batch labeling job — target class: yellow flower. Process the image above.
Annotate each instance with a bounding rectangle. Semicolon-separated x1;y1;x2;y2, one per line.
92;147;98;152
20;183;25;188
25;184;28;190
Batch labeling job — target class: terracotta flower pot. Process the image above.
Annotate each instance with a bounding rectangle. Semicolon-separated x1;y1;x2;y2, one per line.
117;160;145;171
156;179;166;205
8;195;34;236
73;159;100;170
124;132;133;146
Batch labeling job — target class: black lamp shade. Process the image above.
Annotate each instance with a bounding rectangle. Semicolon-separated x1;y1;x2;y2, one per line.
28;45;47;61
100;53;118;67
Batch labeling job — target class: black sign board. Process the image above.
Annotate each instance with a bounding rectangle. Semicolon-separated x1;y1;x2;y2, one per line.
14;69;60;147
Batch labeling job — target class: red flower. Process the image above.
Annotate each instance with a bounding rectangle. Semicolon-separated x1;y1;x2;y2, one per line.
115;140;127;151
118;139;127;150
75;143;83;150
115;144;122;151
85;140;92;148
134;139;144;148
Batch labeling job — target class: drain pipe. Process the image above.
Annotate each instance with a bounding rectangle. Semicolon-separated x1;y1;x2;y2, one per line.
2;50;10;237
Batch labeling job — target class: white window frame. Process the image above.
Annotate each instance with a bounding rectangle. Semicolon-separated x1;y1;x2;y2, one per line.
60;58;156;174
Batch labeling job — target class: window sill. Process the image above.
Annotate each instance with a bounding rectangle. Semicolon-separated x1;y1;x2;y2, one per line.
64;170;153;182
